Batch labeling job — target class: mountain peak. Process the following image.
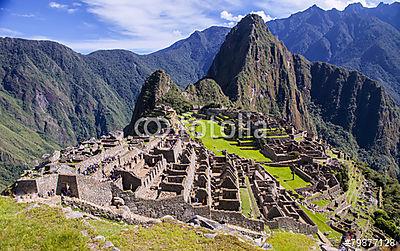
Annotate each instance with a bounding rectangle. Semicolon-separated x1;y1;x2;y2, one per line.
345;2;364;12
233;14;269;35
124;69;192;136
207;13;314;130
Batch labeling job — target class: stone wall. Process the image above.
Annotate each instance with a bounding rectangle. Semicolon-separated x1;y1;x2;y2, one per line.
210;210;264;232
292;165;313;183
62;197;158;225
75;145;125;171
119;192;197;222
37;174;58;196
77;175;113;206
266;217;318;235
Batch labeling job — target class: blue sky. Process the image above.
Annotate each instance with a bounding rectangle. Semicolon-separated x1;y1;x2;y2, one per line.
0;0;397;54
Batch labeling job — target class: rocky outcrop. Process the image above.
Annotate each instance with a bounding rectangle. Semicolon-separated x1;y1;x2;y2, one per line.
124;70;192;136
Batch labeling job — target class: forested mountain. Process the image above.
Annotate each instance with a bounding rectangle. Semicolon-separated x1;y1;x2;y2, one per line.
268;2;400;104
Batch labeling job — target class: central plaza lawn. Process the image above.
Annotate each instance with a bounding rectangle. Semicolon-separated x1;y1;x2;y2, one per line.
183;118;311;192
187;119;271;162
312;199;331;207
263;165;311;192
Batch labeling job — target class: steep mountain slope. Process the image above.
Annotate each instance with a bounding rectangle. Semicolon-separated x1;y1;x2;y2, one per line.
124;70;192;136
207;14;400;176
268;2;400;104
0;38;133;190
207;15;315;131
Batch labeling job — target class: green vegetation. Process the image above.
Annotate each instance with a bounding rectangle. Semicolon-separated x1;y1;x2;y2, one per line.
312;199;331;207
361;167;400;240
267;231;316;251
240;176;261;219
0;196;260;250
0;196;90;250
344;162;362;206
161;84;193;114
90;219;260;251
0;97;60;191
185;78;231;107
240;187;252;218
186;119;271;162
300;205;342;242
263;165;310;192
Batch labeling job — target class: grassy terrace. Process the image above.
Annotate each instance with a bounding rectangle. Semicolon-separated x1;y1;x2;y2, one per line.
0;196;261;250
312;199;331;207
263;165;310;192
240;176;261;219
300;205;342;243
185;119;271;162
345;161;364;207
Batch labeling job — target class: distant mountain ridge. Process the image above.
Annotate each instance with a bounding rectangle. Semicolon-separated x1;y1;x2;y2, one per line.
268;2;400;104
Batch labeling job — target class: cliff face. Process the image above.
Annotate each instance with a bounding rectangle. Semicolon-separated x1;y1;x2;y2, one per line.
307;62;400;174
208;14;315;131
208;14;400;176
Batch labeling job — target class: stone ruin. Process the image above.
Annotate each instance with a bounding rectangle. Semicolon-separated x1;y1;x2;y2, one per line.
8;108;353;237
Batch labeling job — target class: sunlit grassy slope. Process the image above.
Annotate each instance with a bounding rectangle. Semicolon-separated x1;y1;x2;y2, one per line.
0;196;262;250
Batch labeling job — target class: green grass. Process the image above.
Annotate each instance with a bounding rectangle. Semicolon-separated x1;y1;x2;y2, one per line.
0;196;261;250
0;196;90;250
240;187;252;218
267;231;316;251
89;219;261;251
345;162;364;207
312;199;331;207
244;176;261;219
186;119;271;162
263;165;310;192
299;205;342;243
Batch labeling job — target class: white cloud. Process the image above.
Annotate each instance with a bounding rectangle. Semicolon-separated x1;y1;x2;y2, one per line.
0;27;23;37
79;0;234;52
220;10;244;22
13;13;36;18
250;11;273;22
49;2;68;9
220;10;272;26
49;1;79;14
